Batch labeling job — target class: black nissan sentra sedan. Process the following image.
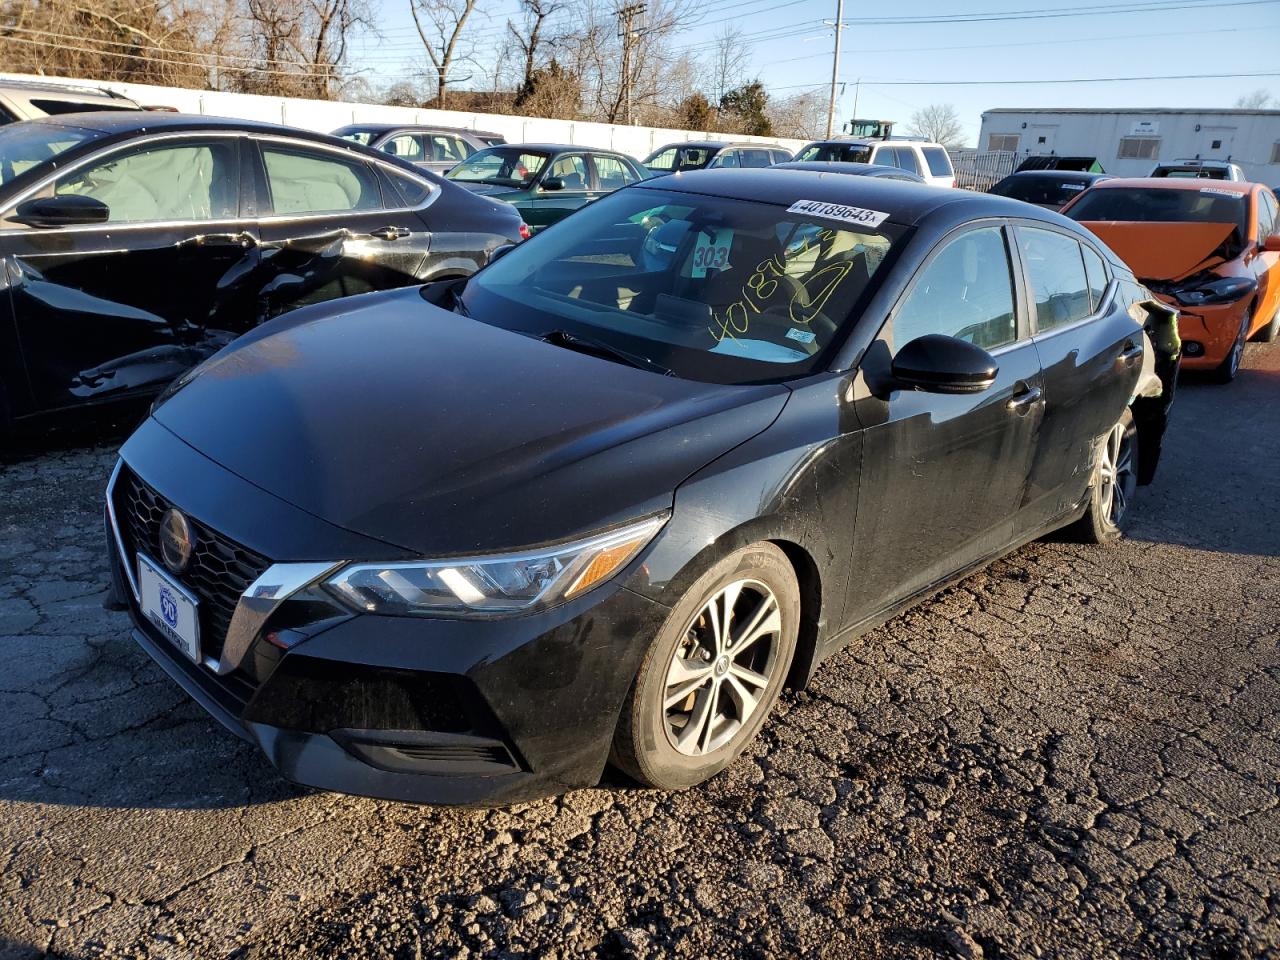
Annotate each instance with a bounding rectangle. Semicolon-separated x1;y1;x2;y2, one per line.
107;171;1179;804
0;113;524;433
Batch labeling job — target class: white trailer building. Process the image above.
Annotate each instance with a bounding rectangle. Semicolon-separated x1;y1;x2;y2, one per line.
978;107;1280;183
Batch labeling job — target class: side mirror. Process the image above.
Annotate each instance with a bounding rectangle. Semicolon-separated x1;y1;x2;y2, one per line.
487;243;516;264
891;334;998;394
541;176;565;192
11;194;110;228
1263;234;1280;253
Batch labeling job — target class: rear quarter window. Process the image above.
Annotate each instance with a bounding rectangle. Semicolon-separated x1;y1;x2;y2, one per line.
922;147;954;177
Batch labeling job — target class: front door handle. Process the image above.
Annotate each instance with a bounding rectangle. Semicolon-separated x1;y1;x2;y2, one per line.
1118;341;1143;367
370;225;410;241
179;231;256;248
1007;384;1042;415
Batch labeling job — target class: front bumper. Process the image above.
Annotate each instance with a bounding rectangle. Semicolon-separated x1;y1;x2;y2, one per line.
1152;294;1249;369
107;423;669;806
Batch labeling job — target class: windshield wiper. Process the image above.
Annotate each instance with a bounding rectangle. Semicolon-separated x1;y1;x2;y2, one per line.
541;329;674;376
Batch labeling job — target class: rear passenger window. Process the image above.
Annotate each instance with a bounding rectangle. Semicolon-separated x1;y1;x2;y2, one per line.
1081;244;1109;311
593;155;636;190
1021;227;1092;331
893;226;1017;350
894;147;921;175
740;149;772;168
262;146;382;215
381;135;424;161
429;135;470;163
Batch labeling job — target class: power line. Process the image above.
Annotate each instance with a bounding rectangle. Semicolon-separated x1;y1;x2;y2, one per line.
0;34;358;79
767;69;1280;92
759;25;1248;68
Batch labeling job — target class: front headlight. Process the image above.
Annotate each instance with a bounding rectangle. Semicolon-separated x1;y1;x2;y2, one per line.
325;513;668;618
1171;275;1256;307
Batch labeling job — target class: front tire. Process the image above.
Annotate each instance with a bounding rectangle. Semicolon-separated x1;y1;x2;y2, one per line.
1212;308;1251;382
1066;408;1140;544
610;542;800;791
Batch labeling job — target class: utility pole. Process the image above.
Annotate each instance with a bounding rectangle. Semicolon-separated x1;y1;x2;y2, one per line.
617;3;646;125
824;0;845;138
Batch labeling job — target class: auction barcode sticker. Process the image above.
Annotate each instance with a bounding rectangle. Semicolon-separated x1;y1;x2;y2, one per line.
787;200;890;229
1200;187;1242;198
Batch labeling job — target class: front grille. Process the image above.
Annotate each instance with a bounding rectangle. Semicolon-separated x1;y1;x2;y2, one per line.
116;466;272;663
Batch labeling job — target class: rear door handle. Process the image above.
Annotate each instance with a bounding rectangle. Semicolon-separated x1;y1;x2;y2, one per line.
1007;384;1042;415
370;225;410;241
1118;341;1143;366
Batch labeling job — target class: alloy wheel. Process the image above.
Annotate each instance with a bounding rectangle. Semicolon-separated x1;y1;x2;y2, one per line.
1098;420;1137;528
662;579;782;757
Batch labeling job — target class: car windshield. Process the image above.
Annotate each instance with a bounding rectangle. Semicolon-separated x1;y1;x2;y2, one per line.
337;129;377;146
796;143;873;164
446;147;549;186
991;176;1090;207
1066;186;1248;232
459;186;906;384
0;122;101;186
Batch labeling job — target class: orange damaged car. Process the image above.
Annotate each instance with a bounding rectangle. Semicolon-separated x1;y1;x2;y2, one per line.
1061;178;1280;381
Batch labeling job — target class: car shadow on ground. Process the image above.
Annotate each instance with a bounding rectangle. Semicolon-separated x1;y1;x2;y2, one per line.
1123;358;1280;559
0;625;311;810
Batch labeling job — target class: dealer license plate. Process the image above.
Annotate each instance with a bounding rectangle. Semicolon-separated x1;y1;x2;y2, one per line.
138;554;201;663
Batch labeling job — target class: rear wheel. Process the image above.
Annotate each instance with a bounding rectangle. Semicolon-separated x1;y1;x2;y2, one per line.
1212;308;1251;382
610;543;799;790
1066;408;1139;544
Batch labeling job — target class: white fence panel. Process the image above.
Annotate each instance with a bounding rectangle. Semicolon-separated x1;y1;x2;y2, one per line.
1;73;808;159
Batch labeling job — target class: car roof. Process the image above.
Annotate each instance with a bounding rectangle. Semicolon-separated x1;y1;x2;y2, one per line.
16;111;343;138
334;122;501;137
4;113;437;183
484;142;631;156
0;79;130;100
652;140;779;151
805;137;939;148
1089;177;1252;194
774;160;925;180
632;168;1041;227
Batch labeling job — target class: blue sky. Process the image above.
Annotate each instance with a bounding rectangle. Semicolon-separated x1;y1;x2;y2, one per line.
346;0;1280;144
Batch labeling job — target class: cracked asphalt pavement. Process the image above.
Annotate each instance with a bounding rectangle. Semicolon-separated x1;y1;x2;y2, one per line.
2;340;1278;960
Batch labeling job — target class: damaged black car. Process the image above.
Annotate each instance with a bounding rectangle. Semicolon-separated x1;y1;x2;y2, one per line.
0;113;524;431
108;172;1179;805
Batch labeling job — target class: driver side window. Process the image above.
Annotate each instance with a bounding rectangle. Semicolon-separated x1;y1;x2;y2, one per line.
54;140;240;223
892;226;1017;350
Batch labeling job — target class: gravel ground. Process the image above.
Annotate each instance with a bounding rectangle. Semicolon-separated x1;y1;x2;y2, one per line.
1;341;1277;960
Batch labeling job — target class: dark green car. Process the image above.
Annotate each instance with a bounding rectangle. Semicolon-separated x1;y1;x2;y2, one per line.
445;144;649;232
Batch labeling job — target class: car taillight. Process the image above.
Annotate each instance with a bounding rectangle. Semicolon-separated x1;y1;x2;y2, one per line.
519;223;532;241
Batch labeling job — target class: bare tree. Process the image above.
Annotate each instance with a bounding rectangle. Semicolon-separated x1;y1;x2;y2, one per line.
0;0;234;88
507;0;559;96
907;103;965;148
768;89;826;140
1234;88;1275;109
409;0;479;108
706;25;747;105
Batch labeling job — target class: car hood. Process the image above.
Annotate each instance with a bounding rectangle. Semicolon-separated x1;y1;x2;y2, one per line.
152;287;789;557
1080;221;1237;281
